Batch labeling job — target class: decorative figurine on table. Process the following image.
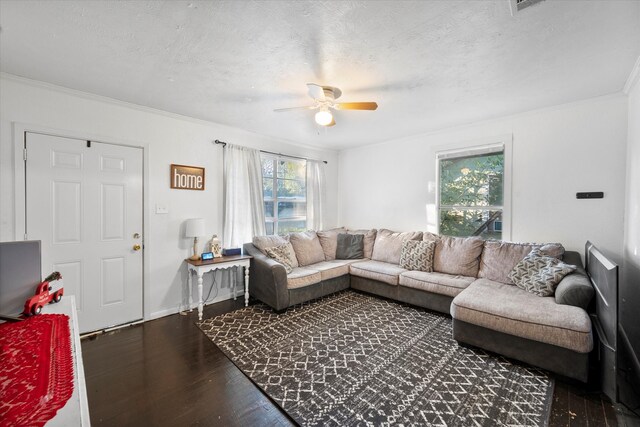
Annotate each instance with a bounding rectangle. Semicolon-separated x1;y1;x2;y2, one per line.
23;272;64;316
210;234;223;258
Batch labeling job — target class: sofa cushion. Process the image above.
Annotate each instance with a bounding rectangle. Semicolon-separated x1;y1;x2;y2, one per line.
252;235;299;268
508;249;576;297
333;258;369;265
264;243;297;274
289;231;326;267
451;279;593;353
399;240;436;272
433;236;484;277
287;267;322;289
347;229;377;259
316;227;347;260
307;260;352;281
478;241;565;285
422;232;440;242
399;271;474;297
336;233;365;260
349;260;408;286
371;229;423;264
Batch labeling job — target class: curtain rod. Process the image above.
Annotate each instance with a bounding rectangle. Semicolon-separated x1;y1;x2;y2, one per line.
214;140;328;164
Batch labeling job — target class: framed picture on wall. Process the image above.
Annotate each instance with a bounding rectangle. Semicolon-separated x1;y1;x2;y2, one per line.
170;164;205;190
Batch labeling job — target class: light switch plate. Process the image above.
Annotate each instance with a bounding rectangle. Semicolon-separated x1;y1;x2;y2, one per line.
156;204;169;214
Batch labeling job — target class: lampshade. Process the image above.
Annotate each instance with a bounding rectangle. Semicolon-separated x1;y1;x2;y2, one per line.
185;218;205;238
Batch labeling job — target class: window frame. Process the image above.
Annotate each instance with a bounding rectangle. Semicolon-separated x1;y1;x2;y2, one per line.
261;154;307;235
435;138;512;240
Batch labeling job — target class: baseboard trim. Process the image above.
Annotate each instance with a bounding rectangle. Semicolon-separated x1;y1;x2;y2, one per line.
148;291;246;321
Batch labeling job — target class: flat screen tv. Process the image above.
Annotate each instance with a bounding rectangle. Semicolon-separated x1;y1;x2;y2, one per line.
586;241;640;415
586;241;618;401
0;240;42;316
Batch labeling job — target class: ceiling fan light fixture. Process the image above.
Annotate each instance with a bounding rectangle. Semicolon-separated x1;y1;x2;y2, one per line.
274;83;377;127
314;109;333;126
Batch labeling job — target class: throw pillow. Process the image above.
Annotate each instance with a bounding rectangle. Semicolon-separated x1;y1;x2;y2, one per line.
289;231;326;266
371;229;423;264
433;236;484;277
252;234;299;266
317;227;347;260
264;243;297;274
346;229;377;258
399;240;436;272
478;241;566;285
508;249;577;297
336;234;365;260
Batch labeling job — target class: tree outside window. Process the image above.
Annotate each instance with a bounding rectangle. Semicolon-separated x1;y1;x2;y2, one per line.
262;156;307;235
438;150;504;239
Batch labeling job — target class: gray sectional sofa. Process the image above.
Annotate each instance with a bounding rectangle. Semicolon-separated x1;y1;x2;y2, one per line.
243;228;595;381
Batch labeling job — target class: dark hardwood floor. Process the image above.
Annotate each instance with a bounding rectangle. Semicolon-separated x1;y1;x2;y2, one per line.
82;298;636;427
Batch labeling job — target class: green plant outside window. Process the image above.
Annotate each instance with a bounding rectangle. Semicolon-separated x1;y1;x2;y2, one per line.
439;151;504;239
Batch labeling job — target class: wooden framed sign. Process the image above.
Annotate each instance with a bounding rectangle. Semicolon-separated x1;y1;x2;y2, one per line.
171;164;205;190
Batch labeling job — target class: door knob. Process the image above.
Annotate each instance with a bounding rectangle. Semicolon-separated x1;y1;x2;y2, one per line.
133;244;142;251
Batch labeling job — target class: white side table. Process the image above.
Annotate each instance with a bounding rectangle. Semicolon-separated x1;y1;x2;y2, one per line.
185;255;252;320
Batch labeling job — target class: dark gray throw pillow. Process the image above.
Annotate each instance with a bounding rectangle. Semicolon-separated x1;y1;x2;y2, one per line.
336;233;364;260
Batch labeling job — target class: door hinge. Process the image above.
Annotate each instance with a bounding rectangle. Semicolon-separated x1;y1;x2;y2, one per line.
23;148;27;161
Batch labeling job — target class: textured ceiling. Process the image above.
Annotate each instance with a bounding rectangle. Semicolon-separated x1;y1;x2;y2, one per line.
1;0;639;150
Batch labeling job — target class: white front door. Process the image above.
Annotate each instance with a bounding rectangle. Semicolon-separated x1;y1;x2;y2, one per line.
25;132;143;333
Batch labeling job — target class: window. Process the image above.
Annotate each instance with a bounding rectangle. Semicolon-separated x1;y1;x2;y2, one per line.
437;146;504;239
262;155;307;235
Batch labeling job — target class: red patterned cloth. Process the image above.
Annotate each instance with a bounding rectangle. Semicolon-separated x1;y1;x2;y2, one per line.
0;314;74;427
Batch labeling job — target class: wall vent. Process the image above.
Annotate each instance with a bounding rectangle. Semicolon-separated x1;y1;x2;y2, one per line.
509;0;545;15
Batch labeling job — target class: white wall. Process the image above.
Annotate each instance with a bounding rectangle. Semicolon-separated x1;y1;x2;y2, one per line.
338;94;629;263
0;75;339;319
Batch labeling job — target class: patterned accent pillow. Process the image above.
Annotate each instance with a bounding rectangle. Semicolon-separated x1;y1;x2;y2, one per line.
264;244;296;274
508;249;577;297
399;240;436;272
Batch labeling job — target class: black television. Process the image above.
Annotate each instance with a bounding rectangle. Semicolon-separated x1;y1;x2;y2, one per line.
586;241;618;400
0;240;42;317
587;241;640;415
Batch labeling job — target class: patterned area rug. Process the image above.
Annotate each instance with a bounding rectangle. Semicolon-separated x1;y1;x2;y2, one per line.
198;291;554;426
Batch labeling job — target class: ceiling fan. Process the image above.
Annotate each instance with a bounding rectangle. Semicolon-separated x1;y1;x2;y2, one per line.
274;83;378;127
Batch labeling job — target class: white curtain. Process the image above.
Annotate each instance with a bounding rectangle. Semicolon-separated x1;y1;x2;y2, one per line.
223;144;266;248
306;160;326;231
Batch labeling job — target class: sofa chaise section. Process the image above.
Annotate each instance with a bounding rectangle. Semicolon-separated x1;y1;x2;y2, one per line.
450;250;594;381
451;277;592;381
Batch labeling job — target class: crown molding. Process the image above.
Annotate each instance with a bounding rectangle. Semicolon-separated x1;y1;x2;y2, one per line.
0;72;338;155
340;91;626;153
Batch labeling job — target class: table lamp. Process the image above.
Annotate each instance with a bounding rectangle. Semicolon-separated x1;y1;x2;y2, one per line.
185;218;205;261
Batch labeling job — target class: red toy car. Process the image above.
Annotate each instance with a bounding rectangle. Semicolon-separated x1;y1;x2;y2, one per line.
23;272;64;316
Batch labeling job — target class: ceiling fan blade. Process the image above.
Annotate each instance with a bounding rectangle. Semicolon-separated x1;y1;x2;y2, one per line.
273;105;317;112
333;102;378;111
307;83;325;100
327;86;342;100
